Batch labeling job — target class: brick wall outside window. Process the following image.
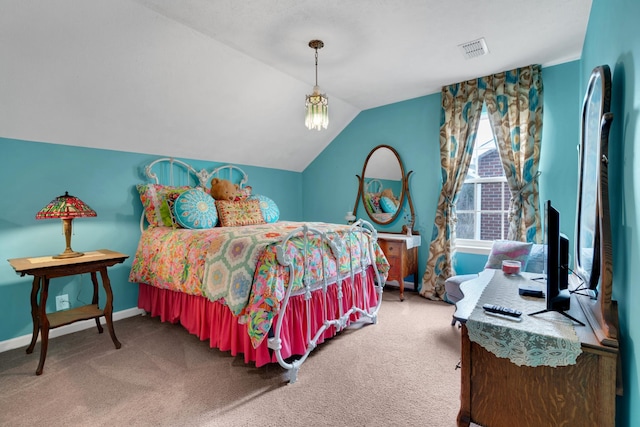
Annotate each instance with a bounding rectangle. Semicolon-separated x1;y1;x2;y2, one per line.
455;110;509;242
478;149;508;239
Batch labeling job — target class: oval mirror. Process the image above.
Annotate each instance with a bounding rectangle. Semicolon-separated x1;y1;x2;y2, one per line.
355;145;410;226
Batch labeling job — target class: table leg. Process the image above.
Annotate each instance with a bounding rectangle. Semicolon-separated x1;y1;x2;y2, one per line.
98;267;121;349
36;277;51;375
90;271;104;334
26;276;41;354
399;278;405;301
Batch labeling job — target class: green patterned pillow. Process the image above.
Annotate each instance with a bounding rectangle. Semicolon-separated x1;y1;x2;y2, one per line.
137;184;191;227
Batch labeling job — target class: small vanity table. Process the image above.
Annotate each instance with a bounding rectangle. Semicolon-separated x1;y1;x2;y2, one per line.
7;249;127;375
377;233;420;300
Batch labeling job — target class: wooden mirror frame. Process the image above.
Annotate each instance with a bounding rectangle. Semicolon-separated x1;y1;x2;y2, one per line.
353;144;415;231
574;65;618;347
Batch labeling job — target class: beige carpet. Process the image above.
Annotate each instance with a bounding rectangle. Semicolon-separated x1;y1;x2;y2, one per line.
0;289;463;427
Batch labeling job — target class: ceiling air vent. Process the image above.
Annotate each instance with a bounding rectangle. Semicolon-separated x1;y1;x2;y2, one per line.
459;38;489;59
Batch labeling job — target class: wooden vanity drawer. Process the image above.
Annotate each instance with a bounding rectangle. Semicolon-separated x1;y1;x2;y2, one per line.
379;240;401;258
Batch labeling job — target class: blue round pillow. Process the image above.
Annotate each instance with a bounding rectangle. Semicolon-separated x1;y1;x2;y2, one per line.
173;189;218;229
250;194;279;223
379;196;398;214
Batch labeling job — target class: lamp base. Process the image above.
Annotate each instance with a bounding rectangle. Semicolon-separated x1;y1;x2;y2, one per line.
53;250;84;259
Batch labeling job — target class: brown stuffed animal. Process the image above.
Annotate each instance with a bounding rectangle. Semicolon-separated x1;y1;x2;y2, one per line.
209;178;238;201
380;188;399;205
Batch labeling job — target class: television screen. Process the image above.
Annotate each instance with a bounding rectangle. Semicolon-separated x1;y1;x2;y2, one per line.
544;200;570;312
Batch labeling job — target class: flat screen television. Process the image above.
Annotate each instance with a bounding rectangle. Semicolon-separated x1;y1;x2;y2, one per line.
529;200;584;326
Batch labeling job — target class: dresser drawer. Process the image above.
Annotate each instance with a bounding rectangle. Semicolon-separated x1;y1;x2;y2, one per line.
378;239;402;260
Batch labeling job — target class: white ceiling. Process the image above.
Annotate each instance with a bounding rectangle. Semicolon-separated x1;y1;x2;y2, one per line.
0;0;591;172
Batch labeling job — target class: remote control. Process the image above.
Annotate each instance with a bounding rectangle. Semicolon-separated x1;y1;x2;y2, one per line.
484;311;523;322
482;303;522;318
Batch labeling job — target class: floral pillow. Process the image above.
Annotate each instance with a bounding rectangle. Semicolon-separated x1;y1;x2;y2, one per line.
137;183;191;227
234;185;253;201
216;199;266;227
484;240;533;269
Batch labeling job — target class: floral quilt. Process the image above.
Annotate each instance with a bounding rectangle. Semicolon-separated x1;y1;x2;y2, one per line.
129;221;389;347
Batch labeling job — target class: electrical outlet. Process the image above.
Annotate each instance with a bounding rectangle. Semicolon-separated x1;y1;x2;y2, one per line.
56;294;70;311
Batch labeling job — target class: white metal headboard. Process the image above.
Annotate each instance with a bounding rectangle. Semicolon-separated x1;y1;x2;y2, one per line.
143;157;249;189
365;178;383;194
139;157;250;231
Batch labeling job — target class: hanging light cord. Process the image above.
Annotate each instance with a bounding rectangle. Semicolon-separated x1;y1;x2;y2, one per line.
314;47;319;87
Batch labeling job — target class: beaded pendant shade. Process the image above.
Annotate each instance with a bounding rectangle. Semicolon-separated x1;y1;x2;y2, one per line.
305;40;329;131
36;191;97;259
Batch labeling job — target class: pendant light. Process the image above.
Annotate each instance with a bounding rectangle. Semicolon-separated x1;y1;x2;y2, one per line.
305;40;329;131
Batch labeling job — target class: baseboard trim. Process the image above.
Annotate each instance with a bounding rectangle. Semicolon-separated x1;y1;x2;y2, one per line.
384;280;416;290
0;307;145;354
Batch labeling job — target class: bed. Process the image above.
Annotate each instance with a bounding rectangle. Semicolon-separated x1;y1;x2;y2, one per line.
129;158;390;383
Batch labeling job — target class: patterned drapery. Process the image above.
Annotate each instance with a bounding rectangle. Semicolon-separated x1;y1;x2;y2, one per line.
421;65;543;301
420;79;485;300
484;65;543;243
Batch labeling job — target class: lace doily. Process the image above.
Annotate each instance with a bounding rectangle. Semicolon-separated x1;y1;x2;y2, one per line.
466;270;582;367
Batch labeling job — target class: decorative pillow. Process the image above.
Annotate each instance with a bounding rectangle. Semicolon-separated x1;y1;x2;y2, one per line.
159;189;190;227
250;194;279;223
366;193;382;213
216;199;266;227
173;189;218;229
137;184;191;227
484;240;533;269
524;243;545;273
379;196;398;214
234;185;253;201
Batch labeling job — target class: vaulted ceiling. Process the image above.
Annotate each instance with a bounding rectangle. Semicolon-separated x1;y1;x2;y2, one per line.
1;0;591;172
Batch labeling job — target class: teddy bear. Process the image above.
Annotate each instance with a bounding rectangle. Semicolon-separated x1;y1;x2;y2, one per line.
209;178;239;201
380;188;399;205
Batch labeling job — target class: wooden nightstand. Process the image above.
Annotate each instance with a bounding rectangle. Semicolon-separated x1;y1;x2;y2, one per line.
376;233;420;301
7;249;128;375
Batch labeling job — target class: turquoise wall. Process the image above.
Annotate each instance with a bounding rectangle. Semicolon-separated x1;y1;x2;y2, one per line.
580;0;640;425
303;95;442;285
0;138;302;341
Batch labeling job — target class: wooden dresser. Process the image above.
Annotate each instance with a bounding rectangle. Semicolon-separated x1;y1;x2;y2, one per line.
454;270;618;427
376;233;420;301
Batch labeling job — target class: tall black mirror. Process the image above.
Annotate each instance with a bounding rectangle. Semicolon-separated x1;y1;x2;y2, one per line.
353;145;415;231
574;65;617;347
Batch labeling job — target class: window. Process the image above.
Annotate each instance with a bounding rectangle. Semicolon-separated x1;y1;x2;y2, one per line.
455;109;509;249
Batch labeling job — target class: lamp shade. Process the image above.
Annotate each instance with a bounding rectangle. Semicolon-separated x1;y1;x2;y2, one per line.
36;192;97;220
36;191;96;259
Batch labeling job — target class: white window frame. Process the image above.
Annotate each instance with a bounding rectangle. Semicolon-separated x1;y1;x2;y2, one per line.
455;112;508;254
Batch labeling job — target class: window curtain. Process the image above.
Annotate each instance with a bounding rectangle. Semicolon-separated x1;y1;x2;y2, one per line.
420;79;485;300
484;65;543;243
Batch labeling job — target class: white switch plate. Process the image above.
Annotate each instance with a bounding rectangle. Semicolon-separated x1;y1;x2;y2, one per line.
56;294;70;311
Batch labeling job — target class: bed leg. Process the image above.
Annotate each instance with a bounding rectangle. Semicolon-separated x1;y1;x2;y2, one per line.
288;363;300;384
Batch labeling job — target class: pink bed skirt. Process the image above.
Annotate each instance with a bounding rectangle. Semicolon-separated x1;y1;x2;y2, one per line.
137;266;379;367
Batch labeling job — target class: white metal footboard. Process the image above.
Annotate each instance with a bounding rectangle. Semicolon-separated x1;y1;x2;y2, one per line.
267;219;384;383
